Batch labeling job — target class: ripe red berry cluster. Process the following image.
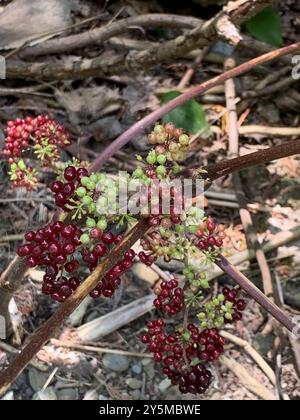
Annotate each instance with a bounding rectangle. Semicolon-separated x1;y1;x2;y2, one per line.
18;217;136;301
222;287;246;322
185;324;225;361
153;279;185;315
2;116;70;190
89;249;135;298
51;166;89;210
17;221;82;302
2;115;70;162
194;216;226;250
168;363;212;395
140;320;216;394
138;251;156;266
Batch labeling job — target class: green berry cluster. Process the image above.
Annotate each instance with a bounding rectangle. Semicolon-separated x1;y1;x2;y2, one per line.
183;265;210;289
197;293;233;328
148;123;190;162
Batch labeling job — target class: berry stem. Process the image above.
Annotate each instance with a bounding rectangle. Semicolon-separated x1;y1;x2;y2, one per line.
0;218;149;396
215;253;296;333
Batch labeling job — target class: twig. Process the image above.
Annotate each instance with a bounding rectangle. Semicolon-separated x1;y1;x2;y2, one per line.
19;14;202;57
241;76;297;99
6;1;286;81
220;355;276;400
177;47;209;90
76;293;155;342
239;125;300;137
220;331;276;385
51;339;153;358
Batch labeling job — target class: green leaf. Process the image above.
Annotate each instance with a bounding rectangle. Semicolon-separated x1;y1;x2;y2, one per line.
159;90;211;135
245;7;283;47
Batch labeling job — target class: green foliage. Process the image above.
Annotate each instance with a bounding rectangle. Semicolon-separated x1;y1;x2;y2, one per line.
246;7;283;47
160;91;211;135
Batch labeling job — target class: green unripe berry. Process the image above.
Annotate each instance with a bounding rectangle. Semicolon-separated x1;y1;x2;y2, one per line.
198;312;206;320
88;203;96;213
200;279;209;289
157;154;167;165
146;151;156;165
156;165;166;176
225;312;233;320
76;187;87;197
86;181;96;190
218;294;225;302
82;195;92;205
156;133;167;144
172;164;181;174
90;174;98;184
86;217;96;228
10;163;17;171
154;125;165;134
175;224;185;234
80;233;90;244
188;225;198;234
133;167;144;178
97;219;107;231
80;176;90;187
179;134;190;146
18;160;26;170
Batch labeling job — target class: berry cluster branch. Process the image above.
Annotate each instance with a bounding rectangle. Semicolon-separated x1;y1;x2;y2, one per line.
89;41;300;172
203;139;300;181
5;0;279;80
215;254;295;333
0;218;149;396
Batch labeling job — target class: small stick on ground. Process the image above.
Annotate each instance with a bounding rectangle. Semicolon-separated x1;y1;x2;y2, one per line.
220;355;276;400
51;339;153;359
220;330;276;385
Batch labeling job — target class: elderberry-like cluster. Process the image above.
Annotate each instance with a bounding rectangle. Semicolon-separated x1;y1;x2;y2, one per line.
194;216;226;250
140;320;218;394
17;221;82;302
89;249;135;298
222;287;246;322
51;166;89;211
2;115;70;190
153;279;185;315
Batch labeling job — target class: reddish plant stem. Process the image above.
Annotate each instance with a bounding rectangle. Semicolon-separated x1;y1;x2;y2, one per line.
215;254;295;333
89;41;300;172
203;139;300;181
0;218;149;396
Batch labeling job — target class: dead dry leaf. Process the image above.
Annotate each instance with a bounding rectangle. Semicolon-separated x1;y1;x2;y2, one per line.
56;87;124;125
0;0;72;49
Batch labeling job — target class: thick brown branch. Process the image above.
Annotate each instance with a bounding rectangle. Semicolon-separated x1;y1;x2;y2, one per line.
203;139;300;181
6;0;277;80
19;14;201;58
0;218;149;396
